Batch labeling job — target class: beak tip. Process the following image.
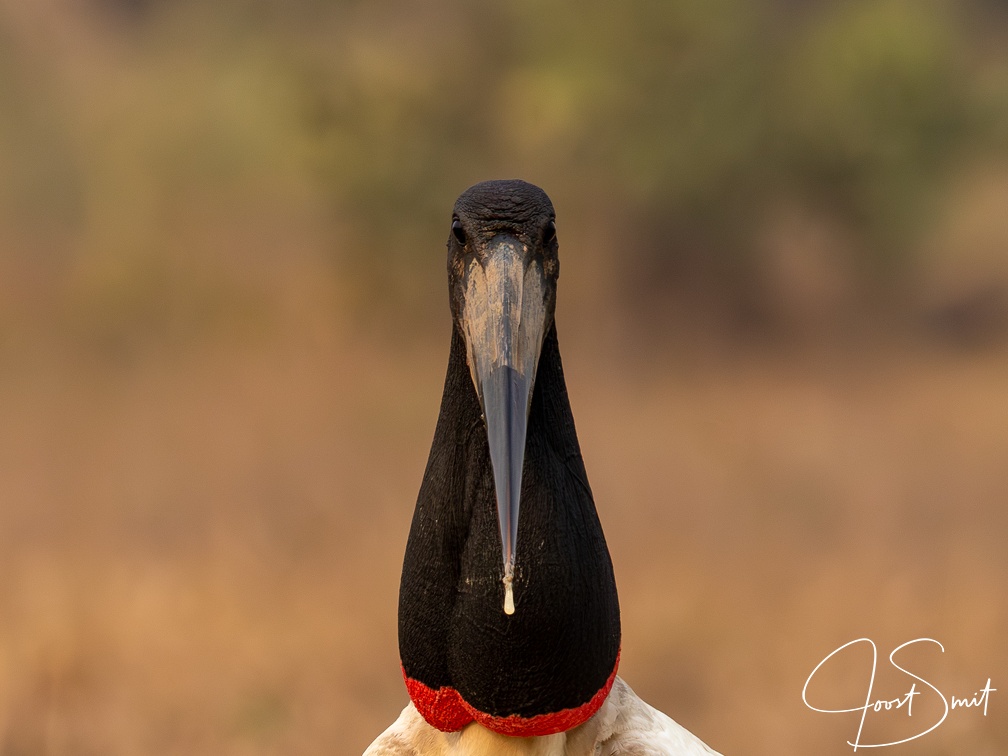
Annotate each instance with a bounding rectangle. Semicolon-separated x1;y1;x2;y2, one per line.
503;574;515;615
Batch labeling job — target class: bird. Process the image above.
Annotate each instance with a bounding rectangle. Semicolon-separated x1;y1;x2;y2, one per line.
364;180;721;755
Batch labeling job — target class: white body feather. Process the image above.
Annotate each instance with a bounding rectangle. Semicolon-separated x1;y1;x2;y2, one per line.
364;676;721;756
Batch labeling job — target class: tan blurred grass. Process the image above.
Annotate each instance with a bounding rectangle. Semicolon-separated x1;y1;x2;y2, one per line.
1;313;1006;754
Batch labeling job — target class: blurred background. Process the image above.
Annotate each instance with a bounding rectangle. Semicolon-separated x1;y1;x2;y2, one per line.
1;0;1007;753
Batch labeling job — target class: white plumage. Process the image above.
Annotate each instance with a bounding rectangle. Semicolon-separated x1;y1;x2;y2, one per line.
364;676;722;756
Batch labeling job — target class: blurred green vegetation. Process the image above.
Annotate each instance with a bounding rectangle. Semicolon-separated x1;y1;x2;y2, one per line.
1;0;1007;351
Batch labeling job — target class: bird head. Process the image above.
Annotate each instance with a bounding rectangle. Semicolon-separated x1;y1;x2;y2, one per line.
446;180;560;614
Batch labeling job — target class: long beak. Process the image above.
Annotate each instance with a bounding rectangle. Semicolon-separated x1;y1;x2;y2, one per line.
459;235;549;615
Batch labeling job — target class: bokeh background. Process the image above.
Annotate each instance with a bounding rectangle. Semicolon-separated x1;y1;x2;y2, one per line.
2;1;1007;753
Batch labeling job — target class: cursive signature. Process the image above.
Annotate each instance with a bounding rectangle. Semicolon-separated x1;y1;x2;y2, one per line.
803;638;995;751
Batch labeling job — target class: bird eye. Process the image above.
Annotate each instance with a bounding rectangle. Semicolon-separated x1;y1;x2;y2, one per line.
451;219;467;245
543;220;556;245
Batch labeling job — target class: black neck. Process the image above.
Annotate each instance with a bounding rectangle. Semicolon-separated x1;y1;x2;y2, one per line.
398;323;620;719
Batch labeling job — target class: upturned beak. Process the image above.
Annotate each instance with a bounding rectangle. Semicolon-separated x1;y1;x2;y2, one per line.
458;234;550;616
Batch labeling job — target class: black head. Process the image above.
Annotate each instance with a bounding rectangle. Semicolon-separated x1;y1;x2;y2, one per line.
398;180;620;737
447;179;559;332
